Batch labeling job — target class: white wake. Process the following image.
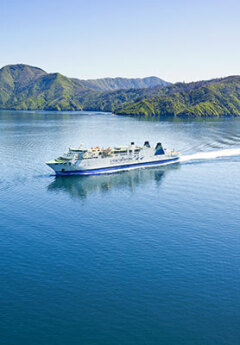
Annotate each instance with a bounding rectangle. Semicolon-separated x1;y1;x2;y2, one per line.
180;148;240;163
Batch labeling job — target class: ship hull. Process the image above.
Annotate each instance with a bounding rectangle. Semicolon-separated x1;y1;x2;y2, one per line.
53;157;180;176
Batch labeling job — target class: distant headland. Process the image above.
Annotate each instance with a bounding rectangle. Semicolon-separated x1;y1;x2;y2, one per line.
0;64;240;118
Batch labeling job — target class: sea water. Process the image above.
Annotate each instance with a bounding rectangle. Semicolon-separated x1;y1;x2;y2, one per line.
0;110;239;345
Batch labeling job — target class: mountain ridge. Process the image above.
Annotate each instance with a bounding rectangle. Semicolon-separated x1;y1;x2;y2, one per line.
115;76;240;117
77;76;170;91
0;64;170;111
0;64;169;91
1;64;240;117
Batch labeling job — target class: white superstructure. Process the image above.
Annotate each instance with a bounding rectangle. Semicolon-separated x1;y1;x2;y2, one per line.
46;141;180;175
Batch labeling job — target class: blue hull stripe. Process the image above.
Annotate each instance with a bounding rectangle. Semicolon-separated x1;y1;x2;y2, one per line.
56;157;179;176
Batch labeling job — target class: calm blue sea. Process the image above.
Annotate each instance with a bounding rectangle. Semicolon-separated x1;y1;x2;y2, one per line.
0;110;240;345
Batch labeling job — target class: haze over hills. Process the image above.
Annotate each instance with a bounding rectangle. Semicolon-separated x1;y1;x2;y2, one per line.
0;64;240;117
78;76;169;91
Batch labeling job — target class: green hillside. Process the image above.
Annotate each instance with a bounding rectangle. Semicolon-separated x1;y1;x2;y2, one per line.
0;64;46;105
115;77;240;117
1;64;240;117
5;72;88;111
0;64;169;111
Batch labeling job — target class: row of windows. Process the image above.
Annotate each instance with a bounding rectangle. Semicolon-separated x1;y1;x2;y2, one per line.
113;149;140;155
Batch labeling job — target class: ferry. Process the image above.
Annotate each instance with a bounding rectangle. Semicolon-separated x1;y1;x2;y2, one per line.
46;141;180;175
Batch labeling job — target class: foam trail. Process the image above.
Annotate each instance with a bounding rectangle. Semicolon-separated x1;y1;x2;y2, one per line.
180;148;240;163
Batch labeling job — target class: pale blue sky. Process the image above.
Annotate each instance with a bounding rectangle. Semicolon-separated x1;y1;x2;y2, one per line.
1;0;240;82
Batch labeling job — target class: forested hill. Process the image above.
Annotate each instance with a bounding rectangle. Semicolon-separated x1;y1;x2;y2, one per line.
1;64;240;117
0;64;169;111
115;76;240;117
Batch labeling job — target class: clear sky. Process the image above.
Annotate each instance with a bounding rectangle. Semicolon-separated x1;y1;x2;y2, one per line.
1;0;240;82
